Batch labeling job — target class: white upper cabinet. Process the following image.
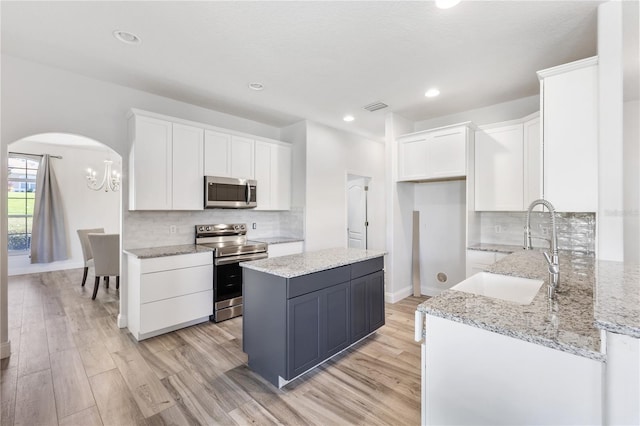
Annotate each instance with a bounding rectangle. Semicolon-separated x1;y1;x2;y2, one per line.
523;115;542;209
397;123;470;182
129;113;204;211
129;114;173;210
230;135;255;180
475;124;524;211
172;123;204;210
203;130;231;177
538;57;598;212
254;141;292;211
203;132;254;180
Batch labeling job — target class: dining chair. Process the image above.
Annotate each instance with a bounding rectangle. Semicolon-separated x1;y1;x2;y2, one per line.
87;233;120;300
76;228;104;287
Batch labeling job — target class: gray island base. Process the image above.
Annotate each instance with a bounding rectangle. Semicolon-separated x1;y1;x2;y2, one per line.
240;248;386;388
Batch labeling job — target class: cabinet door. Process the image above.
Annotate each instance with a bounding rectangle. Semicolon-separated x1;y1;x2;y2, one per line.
324;282;350;358
204;130;231;177
426;127;466;179
172;123;204;210
129;115;172;210
272;144;292;210
475;124;524;211
287;290;323;379
350;275;369;342
397;135;429;181
367;271;385;332
542;64;598;212
254;141;272;210
231;135;254;179
523;117;542;209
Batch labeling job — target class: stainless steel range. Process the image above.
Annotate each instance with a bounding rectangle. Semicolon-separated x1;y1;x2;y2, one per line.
195;223;268;322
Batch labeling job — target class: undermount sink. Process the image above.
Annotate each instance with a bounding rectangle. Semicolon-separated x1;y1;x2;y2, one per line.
451;272;544;305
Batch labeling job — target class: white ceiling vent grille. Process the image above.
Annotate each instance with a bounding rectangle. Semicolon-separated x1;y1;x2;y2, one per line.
363;101;389;112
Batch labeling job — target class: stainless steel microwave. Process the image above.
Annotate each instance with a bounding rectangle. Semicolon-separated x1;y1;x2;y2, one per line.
204;176;257;209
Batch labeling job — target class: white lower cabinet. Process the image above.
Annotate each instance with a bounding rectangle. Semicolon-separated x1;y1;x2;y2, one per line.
466;250;507;278
422;315;603;425
267;241;304;258
127;251;213;340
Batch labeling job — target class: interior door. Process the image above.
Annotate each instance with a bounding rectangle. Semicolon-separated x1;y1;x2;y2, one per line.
347;177;368;249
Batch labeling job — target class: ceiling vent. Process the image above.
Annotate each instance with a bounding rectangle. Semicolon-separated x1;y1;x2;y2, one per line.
363;101;389;112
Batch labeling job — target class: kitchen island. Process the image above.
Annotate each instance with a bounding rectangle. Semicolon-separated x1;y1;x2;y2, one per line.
241;247;386;388
417;249;640;425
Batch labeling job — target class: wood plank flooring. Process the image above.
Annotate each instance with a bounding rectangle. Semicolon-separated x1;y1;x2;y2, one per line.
1;268;428;425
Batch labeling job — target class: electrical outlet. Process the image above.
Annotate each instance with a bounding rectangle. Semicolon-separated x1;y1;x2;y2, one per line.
169;225;177;234
540;226;549;236
494;225;502;234
252;223;257;230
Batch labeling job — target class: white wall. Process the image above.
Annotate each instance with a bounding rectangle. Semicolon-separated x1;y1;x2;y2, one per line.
414;95;539;131
7;140;121;275
304;121;385;252
624;100;640;263
415;180;466;296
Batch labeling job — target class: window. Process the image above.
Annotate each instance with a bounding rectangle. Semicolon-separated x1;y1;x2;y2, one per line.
7;155;39;253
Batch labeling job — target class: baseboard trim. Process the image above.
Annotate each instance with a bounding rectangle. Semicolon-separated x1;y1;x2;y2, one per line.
1;340;12;359
385;286;413;303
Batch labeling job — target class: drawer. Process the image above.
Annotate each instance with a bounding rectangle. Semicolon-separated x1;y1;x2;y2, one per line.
140;290;213;334
268;241;304;258
351;257;384;279
466;250;499;265
140;251;213;274
140;264;213;303
287;265;350;299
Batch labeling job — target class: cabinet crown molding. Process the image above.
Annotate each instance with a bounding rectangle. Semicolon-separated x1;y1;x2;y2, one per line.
398;121;476;141
537;56;599;80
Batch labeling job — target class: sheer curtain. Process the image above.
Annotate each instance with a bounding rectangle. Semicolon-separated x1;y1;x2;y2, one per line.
30;154;68;263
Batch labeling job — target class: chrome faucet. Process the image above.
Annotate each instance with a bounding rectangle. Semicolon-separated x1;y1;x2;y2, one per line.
524;199;560;298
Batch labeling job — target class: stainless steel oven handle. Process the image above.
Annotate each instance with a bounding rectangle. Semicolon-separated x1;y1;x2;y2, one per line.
215;252;268;266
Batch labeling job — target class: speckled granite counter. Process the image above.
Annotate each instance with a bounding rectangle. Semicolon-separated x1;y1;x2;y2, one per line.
594;260;640;338
252;237;304;245
467;243;523;254
418;249;604;361
124;244;214;259
241;247;386;278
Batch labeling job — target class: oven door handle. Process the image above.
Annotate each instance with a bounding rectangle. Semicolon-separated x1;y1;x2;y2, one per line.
215;252;268;266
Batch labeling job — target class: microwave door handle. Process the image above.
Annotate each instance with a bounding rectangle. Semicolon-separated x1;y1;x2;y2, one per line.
246;182;251;205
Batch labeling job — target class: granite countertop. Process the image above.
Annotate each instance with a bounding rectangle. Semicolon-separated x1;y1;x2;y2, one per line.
240;247;386;278
252;236;304;245
124;244;214;259
418;249;604;361
593;260;640;337
467;243;523;254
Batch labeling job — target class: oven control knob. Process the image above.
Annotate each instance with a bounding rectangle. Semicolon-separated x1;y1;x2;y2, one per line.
206;226;211;231
240;225;246;230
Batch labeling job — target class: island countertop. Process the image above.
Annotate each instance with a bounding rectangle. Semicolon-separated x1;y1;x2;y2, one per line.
418;249;604;361
240;247;386;278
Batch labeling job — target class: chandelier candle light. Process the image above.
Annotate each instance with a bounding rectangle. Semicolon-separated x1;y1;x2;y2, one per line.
86;160;120;192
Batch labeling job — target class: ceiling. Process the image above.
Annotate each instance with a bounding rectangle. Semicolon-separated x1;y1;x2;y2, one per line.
1;1;609;141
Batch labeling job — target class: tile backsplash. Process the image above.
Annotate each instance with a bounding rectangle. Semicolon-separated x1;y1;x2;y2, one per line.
479;211;596;253
123;206;304;249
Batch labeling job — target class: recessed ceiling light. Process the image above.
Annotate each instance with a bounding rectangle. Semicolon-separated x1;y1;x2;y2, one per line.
425;88;441;98
248;83;264;91
343;115;355;122
113;30;141;45
435;0;461;9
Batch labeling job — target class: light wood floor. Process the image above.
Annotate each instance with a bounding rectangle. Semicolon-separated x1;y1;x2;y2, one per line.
1;268;428;426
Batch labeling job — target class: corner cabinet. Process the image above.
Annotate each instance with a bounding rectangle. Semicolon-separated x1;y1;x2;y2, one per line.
474;114;541;211
397;123;472;182
128;111;203;211
254;141;292;211
538;57;598;212
243;256;385;388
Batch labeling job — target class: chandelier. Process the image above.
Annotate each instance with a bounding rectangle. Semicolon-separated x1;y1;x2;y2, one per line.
86;160;120;192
